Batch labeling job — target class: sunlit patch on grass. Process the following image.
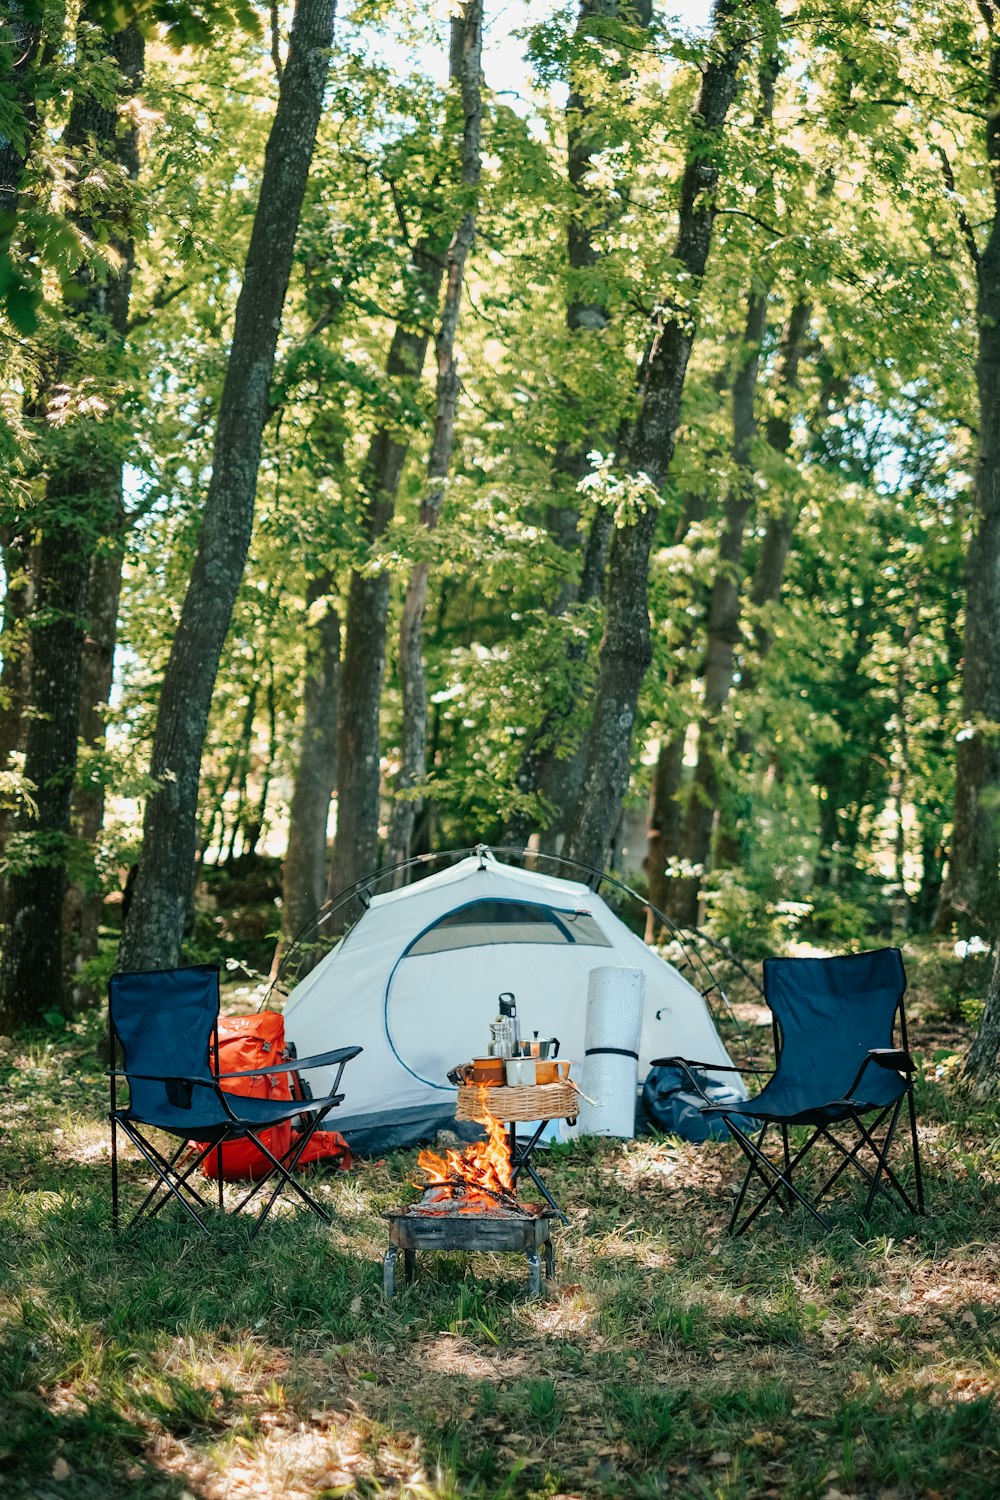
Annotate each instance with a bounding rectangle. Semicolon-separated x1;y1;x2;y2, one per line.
2;956;1000;1498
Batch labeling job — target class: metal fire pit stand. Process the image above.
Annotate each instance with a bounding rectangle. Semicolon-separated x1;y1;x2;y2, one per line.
455;1080;578;1224
508;1120;567;1222
383;1209;556;1299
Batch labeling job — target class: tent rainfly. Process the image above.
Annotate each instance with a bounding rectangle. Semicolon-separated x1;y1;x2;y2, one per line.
283;851;745;1154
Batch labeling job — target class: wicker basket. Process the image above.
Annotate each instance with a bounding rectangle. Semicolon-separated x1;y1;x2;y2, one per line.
455;1080;578;1123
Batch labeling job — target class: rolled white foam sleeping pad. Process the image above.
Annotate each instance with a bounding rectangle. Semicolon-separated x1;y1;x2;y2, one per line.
577;966;645;1139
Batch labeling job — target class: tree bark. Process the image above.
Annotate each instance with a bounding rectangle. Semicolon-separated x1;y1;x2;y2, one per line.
669;284;769;925
384;0;483;875
965;940;1000;1090
63;537;126;995
117;0;337;973
564;0;751;872
504;0;652;848
954;8;1000;1086
545;0;653;608
644;728;686;923
280;574;340;945
326;281;442;903
937;10;1000;938
0;13;143;1028
640;489;711;916
0;529;33;805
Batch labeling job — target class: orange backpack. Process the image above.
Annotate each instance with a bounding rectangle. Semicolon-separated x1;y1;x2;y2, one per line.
200;1011;351;1181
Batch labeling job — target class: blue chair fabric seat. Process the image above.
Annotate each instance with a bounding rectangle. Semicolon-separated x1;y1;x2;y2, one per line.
109;964;361;1235
652;947;924;1234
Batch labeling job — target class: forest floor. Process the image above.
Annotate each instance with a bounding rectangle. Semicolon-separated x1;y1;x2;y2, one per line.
1;941;998;1500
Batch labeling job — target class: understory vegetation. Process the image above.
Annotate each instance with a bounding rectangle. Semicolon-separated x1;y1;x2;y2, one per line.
2;946;999;1500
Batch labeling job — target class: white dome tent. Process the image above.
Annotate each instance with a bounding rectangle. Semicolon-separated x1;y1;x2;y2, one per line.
280;847;749;1154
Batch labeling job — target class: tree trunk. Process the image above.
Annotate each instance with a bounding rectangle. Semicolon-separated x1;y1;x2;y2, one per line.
63;536;126;996
564;0;752;872
669;285;769;925
965;938;1000;1091
914;823;946;932
640;490;713;909
117;0;337;973
504;0;652;846
644;729;686;927
327;298;441;904
280;574;340;945
748;294;813;657
545;0;653;607
0;529;34;810
245;657;277;859
937;15;1000;938
385;0;483;874
223;669;259;863
0;14;143;1029
957;6;1000;1084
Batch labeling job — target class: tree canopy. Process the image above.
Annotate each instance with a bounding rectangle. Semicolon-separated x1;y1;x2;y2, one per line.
1;0;999;1071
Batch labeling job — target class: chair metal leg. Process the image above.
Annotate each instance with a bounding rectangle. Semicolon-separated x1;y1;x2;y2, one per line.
116;1123;215;1234
811;1107;918;1217
233;1104;339;1234
139;1138;220;1223
907;1086;925;1214
727;1123;770;1233
779;1128;791;1206
111;1115;120;1234
724;1120;831;1235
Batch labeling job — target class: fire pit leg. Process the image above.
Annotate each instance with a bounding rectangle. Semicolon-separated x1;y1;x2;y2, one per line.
383;1245;398;1300
404;1249;416;1284
544;1239;555;1280
526;1248;543;1298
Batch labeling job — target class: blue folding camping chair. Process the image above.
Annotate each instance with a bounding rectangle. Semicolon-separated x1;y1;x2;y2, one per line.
109;964;361;1236
653;947;924;1234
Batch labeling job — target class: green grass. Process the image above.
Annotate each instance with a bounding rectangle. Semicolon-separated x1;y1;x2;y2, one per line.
2;955;1000;1499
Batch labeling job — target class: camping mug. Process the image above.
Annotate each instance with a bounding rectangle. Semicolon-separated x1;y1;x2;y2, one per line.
470;1057;505;1084
535;1058;571;1085
448;1058;505;1086
504;1057;537;1086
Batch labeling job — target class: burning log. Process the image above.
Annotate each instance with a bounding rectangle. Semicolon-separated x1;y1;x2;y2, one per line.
412;1178;525;1215
413;1090;525;1213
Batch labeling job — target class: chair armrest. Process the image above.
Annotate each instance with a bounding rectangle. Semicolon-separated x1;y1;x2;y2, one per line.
649;1057;751;1073
843;1048;918;1101
109;1069;217;1087
867;1048;917;1073
218;1045;362;1081
646;1057;758;1109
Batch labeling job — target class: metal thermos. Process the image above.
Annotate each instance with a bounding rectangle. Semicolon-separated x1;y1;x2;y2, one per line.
487;1018;513;1058
498;992;520;1054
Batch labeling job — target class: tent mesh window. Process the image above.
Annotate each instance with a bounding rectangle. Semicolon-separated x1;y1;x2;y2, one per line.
408;901;612;955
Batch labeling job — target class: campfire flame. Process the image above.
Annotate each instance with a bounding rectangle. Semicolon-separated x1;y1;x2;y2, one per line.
415;1089;515;1206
